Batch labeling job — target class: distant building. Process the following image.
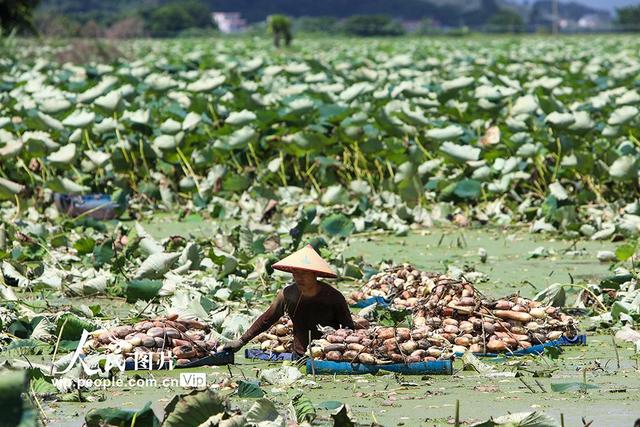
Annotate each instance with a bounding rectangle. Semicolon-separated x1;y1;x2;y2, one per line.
557;12;611;31
577;13;610;30
212;12;247;33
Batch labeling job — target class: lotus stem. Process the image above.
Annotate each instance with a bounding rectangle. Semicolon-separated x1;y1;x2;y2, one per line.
50;318;68;375
83;128;96;151
138;139;151;178
278;152;288;187
176;147;202;196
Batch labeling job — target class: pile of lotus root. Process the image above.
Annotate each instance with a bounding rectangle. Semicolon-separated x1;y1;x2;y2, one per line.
252;314;370;353
85;314;218;367
310;325;449;364
315;265;579;362
410;274;578;353
252;316;294;353
348;265;439;309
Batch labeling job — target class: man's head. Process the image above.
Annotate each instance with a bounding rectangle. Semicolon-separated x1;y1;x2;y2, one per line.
272;245;337;282
292;269;318;287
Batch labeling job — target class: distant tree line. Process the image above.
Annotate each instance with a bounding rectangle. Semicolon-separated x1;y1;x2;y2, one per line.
27;0;217;37
295;15;404;37
4;0;640;38
617;5;640;31
27;0;504;37
295;12;524;36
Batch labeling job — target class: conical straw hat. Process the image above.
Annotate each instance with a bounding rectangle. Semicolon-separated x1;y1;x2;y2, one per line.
272;245;337;278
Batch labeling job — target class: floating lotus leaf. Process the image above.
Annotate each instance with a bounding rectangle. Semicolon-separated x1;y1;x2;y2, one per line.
453;179;482;199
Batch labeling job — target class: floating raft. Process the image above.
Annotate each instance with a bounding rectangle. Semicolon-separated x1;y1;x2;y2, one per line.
454;335;587;358
245;335;586;367
244;348;298;362
245;349;452;375
121;351;234;370
306;359;453;375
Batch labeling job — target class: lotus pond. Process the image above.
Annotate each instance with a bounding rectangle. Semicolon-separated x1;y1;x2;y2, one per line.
1;35;640;426
4;222;639;427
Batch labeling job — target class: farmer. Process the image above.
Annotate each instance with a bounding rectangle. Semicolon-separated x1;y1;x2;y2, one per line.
223;244;354;356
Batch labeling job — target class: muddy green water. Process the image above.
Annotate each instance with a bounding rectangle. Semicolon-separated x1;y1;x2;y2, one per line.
43;339;640;427
34;223;639;426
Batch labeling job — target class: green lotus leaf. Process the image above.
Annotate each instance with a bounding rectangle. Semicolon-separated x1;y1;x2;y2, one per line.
47;143;76;166
226;109;257;126
608;105;638;126
426;125;464;141
94;90;122;112
440;141;480;161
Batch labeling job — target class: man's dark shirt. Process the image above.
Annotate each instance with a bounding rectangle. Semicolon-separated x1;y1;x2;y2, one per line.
240;281;354;355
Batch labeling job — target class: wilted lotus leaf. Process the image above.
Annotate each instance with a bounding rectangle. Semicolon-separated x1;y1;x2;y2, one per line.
135;252;181;279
